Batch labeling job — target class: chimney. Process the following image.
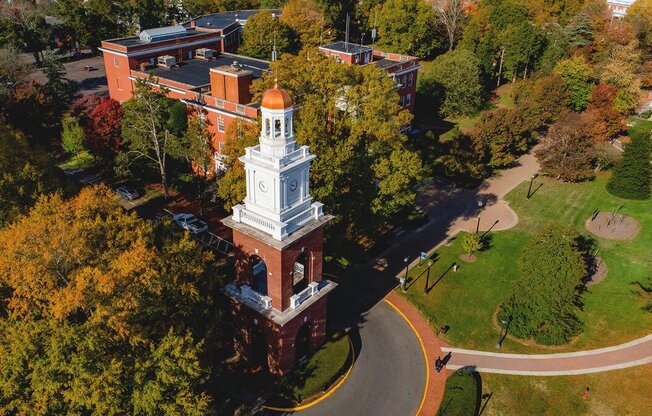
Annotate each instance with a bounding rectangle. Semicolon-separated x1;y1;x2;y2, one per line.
210;65;253;104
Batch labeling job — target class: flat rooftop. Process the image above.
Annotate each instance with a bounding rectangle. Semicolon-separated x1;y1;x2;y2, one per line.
320;41;373;55
186;9;281;30
104;28;214;48
139;53;270;88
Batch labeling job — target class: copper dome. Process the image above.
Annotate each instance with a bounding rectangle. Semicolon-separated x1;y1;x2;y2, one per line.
261;86;293;110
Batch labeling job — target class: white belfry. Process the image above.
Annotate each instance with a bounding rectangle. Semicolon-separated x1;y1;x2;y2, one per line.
231;85;324;240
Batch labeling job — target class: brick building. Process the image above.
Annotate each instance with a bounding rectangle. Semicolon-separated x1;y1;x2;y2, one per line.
100;11;279;171
319;41;420;114
607;0;636;18
100;11;419;174
222;86;336;376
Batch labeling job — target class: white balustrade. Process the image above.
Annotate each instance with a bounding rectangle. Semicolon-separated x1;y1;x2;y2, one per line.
290;282;320;309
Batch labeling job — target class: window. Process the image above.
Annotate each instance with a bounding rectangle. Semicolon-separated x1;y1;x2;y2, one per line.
150;57;156;65
217;117;225;132
215;99;224;109
113;58;119;68
115;78;121;90
265;118;271;136
274;118;281;137
188;51;192;59
400;95;405;107
405;93;411;107
236;104;245;114
218;142;225;154
285;116;290;137
407;73;414;86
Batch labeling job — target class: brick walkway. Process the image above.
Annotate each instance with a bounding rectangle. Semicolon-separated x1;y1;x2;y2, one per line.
385;293;451;416
441;335;652;376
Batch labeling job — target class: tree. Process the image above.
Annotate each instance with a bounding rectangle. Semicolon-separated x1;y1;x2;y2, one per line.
173;113;215;216
61;115;85;165
514;74;571;129
375;0;440;57
600;40;642;113
581;83;624;143
86;97;124;163
435;0;467;50
0;186;219;413
500;224;587;345
473;108;531;168
41;52;76;116
120;79;183;197
626;0;652;51
535;112;594;181
554;56;594;111
248;51;423;246
0;1;49;66
439;130;489;187
0;124;64;227
0;47;29;105
607;131;651;200
461;232;483;256
418;48;484;117
217;118;260;210
239;11;296;60
280;0;331;49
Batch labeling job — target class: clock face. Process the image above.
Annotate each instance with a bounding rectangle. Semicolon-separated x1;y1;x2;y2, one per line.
289;179;298;192
258;180;268;193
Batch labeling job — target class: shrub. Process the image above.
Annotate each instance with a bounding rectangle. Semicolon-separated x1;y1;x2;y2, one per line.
435;369;480;416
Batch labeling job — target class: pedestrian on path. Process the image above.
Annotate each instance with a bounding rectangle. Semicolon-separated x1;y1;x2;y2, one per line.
583;387;590;401
435;357;442;373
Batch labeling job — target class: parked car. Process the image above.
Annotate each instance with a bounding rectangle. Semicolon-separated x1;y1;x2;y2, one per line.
173;213;208;234
116;186;139;200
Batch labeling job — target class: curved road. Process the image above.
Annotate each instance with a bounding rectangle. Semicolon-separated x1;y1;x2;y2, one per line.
298;301;426;416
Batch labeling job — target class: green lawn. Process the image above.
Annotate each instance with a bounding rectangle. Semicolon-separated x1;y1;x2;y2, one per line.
269;333;352;406
58;150;95;170
402;174;651;353
480;366;652;416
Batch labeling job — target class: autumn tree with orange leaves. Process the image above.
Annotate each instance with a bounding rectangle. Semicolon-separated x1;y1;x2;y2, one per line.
0;186;222;414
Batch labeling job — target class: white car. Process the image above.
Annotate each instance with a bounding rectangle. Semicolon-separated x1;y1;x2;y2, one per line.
116;186;139;200
173;213;208;234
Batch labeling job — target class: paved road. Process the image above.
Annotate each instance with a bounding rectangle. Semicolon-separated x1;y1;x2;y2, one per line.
442;334;652;376
263;154;541;415
297;301;426;416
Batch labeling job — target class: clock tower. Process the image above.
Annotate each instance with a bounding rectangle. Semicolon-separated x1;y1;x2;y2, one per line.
222;85;336;376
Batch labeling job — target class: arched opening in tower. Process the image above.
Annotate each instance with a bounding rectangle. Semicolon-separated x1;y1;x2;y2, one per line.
250;255;267;295
292;252;308;294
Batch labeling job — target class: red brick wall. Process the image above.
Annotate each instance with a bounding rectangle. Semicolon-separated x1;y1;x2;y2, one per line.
231;294;328;375
232;225;325;311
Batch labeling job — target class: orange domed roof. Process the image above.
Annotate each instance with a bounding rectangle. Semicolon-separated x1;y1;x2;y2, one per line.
261;86;293;110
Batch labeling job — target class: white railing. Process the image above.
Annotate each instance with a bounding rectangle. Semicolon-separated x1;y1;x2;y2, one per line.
225;282;272;311
290;282;319;309
240;209;276;232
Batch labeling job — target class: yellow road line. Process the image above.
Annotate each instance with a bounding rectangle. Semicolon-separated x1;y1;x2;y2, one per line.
384;298;430;416
262;335;355;412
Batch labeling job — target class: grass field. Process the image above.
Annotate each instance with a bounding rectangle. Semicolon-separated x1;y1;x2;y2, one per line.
58;150;95;170
270;333;351;405
402;174;651;353
480;365;652;416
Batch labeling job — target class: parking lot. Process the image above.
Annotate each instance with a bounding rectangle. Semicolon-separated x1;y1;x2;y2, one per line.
29;54;108;98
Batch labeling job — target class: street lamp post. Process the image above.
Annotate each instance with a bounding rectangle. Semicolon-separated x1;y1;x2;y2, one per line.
496;317;508;349
401;256;409;292
527;172;539;199
424;259;433;294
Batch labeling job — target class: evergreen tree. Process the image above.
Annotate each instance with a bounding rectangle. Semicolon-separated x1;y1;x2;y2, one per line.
500;224;587;345
607;132;652;200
